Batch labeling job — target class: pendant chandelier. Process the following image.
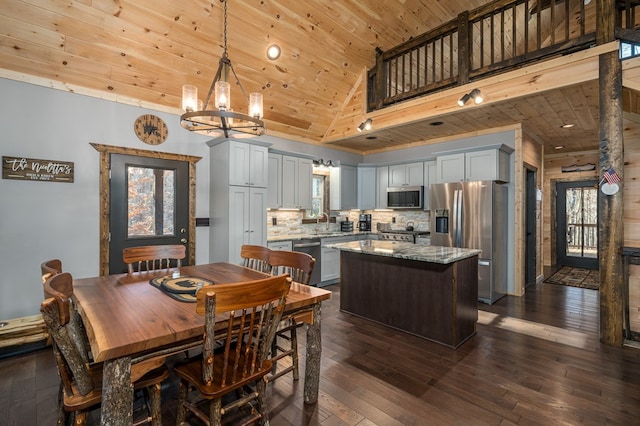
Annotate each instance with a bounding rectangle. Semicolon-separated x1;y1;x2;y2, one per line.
180;0;266;138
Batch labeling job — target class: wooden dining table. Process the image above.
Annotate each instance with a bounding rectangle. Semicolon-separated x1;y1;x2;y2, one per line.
72;262;332;425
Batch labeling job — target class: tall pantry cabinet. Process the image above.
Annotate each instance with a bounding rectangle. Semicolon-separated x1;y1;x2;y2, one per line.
209;140;269;265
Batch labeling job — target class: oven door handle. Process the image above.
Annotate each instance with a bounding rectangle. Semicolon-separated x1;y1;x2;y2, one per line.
293;242;321;248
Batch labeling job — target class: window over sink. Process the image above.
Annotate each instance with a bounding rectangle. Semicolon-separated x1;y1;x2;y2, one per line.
302;168;330;223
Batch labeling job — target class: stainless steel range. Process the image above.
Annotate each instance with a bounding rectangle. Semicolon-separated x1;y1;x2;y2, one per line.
378;230;429;243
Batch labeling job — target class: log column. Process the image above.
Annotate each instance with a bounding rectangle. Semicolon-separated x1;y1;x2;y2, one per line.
597;0;624;347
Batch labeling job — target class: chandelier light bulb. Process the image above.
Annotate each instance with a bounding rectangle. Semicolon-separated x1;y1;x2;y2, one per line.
215;81;231;110
181;85;198;112
249;93;264;119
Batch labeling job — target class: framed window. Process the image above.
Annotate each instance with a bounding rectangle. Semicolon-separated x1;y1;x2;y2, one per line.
303;169;330;222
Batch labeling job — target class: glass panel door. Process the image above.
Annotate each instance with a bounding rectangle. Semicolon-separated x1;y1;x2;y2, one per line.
556;181;598;269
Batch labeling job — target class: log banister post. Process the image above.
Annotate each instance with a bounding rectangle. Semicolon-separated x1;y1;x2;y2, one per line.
597;0;625;347
458;11;470;86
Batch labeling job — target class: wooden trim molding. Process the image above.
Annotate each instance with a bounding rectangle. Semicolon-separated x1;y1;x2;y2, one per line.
91;143;202;276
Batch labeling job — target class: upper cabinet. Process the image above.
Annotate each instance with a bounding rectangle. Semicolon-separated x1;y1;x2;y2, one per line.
330;164;358;210
423;160;436;210
357;166;376;210
229;142;268;188
376;166;389;208
281;155;313;210
388;162;424;187
436;147;511;183
267;153;282;209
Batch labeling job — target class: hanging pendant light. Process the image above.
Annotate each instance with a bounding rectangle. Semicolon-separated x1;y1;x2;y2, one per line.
180;0;265;138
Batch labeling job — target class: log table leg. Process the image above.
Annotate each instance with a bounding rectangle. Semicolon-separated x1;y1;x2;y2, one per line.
101;356;133;425
304;302;321;404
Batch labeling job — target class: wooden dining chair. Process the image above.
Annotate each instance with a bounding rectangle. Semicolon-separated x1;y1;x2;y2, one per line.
123;244;186;273
41;272;169;426
174;274;292;426
267;250;316;382
240;244;272;273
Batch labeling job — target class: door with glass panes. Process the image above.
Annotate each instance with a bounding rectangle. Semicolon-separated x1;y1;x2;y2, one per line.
555;181;598;269
109;154;190;274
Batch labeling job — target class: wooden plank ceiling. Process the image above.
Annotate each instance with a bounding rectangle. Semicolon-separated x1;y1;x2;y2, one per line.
0;0;637;155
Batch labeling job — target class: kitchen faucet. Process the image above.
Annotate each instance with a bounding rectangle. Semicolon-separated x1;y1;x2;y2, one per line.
317;211;329;231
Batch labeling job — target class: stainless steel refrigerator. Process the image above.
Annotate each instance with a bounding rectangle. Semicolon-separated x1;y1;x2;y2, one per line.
430;180;507;304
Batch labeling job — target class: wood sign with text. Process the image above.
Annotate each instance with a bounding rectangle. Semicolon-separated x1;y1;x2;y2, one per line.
2;156;74;183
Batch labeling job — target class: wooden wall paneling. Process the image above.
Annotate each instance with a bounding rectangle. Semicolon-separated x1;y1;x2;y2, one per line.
514;126;525;296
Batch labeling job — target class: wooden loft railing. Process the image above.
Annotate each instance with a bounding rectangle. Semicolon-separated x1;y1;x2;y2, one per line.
367;0;640;112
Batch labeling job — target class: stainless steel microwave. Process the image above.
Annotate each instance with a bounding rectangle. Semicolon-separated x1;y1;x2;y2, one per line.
386;186;423;209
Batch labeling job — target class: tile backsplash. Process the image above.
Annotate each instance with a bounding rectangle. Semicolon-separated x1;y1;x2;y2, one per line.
267;209;430;237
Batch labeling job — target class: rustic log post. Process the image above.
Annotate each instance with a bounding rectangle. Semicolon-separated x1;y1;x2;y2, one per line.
202;291;216;385
458;11;470;86
40;299;94;395
597;0;624;347
304;302;322;404
101;357;134;425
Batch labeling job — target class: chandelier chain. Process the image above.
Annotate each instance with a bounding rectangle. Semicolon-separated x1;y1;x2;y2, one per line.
222;0;228;58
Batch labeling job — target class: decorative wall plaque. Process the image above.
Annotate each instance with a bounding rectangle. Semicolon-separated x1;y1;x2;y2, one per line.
2;156;74;183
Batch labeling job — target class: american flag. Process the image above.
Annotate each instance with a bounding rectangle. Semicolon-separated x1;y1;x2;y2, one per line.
603;167;621;184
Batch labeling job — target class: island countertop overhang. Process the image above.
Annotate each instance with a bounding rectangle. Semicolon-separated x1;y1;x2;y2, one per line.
323;240;480;264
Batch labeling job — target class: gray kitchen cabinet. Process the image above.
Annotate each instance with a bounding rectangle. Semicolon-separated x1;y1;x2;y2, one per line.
423;160;437;210
229;142;268;188
209;140;269;264
267;153;282;209
376;166;389;208
388;162;424;187
436;148;511;183
357;166;376;210
330;164;357;210
282;155;313;209
320;235;358;283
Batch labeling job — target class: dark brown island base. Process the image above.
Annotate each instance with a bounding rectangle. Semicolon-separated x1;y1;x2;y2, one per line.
323;240;481;348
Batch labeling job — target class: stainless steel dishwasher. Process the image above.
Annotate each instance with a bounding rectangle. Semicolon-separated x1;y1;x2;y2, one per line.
292;238;321;286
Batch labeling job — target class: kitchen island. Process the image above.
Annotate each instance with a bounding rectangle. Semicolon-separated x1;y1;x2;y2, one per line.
323;240;480;348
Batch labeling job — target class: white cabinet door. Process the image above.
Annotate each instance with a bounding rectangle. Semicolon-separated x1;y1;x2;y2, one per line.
330;165;357;210
297;158;313;210
228;142;268;187
267;153;282;209
388;164;407;187
282;156;312;209
423;160;436;210
228;186;266;265
357;166;376;210
376;166;389;208
228;186;250;265
250;145;269;188
389;162;423;186
229;142;251;186
320;246;340;282
436;153;466;183
406;162;424;186
248;187;267;246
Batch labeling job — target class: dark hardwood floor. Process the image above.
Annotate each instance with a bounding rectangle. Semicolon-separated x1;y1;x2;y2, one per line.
2;281;639;425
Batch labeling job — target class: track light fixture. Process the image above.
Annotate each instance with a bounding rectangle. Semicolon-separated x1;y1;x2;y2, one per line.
313;159;335;168
457;88;483;106
357;118;373;132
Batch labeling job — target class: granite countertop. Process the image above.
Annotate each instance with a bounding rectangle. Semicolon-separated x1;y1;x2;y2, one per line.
322;240;481;264
267;231;376;242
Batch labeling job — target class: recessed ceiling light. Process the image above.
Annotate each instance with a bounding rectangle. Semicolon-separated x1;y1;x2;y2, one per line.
365;136;377;140
267;44;281;60
430;121;444;126
561;123;575;128
554;145;564;150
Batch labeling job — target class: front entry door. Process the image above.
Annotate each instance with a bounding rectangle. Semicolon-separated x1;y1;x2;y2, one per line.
109;154;190;274
556;181;598;269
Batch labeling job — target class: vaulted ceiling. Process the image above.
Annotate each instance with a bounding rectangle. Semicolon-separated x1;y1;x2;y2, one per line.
0;0;637;155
